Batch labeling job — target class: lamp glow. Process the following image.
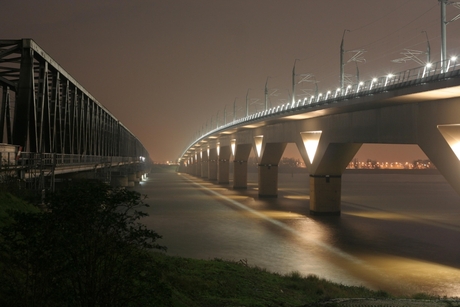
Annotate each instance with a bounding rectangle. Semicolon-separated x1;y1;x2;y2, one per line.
316;93;322;102
300;131;322;164
438;124;460;161
370;78;377;90
335;88;341;98
447;57;457;71
451;142;460;159
384;74;393;86
254;135;263;157
345;85;351;95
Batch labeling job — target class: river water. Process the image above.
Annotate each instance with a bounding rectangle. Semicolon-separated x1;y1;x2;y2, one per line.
136;167;460;297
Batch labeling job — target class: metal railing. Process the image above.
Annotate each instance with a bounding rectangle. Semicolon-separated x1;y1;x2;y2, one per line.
182;58;460;159
14;153;140;168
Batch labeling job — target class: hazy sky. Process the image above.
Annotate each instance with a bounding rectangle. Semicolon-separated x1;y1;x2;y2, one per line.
2;1;460;162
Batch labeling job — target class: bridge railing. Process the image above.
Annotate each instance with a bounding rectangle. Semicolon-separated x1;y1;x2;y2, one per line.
182;58;460;159
13;153;140;169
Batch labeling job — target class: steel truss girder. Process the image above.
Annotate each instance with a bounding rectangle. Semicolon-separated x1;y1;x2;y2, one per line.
0;39;148;159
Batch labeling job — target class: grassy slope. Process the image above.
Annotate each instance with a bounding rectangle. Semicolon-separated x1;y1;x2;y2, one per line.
0;191;39;227
152;253;395;307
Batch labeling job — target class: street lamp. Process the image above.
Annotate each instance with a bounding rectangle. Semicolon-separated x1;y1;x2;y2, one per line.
292;59;300;105
265;77;271;111
233;97;238;122
245;89;252;117
340;29;350;90
422;30;431;64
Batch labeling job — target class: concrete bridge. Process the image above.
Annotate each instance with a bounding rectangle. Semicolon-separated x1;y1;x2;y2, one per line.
179;58;460;215
0;39;150;190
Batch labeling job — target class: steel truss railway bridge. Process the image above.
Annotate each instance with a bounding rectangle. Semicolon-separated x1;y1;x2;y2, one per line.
179;55;460;215
0;39;150;191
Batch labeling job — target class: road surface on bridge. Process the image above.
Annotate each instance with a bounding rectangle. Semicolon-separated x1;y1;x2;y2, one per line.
136;166;460;297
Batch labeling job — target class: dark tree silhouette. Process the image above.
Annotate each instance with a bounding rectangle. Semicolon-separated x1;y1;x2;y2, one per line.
0;180;170;307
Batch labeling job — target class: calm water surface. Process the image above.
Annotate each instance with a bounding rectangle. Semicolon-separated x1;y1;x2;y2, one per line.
135;168;460;297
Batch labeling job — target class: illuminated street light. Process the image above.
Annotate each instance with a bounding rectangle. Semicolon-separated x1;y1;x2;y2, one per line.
316;93;322;102
440;0;460;71
370;78;377;90
447;56;458;71
340;29;350;90
265;77;271;111
233;97;237;122
384;74;394;87
245;89;251;117
345;84;352;95
422;63;432;78
292;59;300;105
422;30;431;64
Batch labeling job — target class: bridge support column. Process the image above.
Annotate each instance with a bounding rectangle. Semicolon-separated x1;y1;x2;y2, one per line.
416;98;460;196
258;164;279;197
201;150;208;178
233;144;252;189
217;145;231;184
188;158;195;175
128;173;138;187
111;175;128;187
208;148;217;180
309;175;341;215
257;142;286;198
233;161;248;189
194;152;201;177
300;140;361;215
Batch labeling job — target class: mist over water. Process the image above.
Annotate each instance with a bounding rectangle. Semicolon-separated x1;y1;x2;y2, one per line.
137;168;460;297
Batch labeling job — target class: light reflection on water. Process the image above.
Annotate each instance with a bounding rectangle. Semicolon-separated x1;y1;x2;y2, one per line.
137;170;460;297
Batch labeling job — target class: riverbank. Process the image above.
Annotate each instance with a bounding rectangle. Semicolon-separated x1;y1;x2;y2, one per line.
151;251;457;307
1;189;459;306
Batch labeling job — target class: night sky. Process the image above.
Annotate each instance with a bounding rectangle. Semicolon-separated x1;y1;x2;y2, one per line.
3;1;460;163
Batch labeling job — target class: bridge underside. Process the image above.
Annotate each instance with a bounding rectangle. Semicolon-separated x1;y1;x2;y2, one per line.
180;80;460;215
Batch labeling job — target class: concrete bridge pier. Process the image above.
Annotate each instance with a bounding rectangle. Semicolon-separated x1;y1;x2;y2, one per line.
257;142;287;197
298;135;361;215
178;160;187;173
127;172;138;187
189;158;194;175
208;147;218;180
233;144;252;189
187;158;194;175
417;98;460;196
217;145;231;184
201;150;208;178
194;152;201;177
111;175;128;187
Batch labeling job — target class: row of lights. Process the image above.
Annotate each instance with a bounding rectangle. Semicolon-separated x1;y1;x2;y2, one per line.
182;56;459;163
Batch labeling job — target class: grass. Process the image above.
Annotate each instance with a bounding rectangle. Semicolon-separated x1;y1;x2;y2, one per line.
0;190;39;227
151;253;395;307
